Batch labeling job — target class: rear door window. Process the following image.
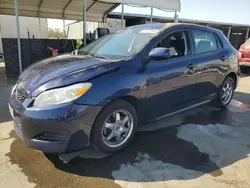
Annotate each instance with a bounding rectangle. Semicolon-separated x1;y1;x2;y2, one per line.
192;30;218;54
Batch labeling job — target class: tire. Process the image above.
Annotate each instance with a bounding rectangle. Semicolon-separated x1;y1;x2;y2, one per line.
240;66;249;74
214;76;235;108
91;100;138;154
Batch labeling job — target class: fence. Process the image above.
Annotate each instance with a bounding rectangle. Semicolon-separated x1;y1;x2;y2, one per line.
2;38;77;79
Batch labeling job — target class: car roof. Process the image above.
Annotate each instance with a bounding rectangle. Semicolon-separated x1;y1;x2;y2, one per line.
127;23;222;34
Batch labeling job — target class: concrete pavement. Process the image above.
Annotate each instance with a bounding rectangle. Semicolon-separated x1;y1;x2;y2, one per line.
1;68;250;188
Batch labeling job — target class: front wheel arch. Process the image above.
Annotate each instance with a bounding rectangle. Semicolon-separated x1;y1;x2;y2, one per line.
90;99;138;153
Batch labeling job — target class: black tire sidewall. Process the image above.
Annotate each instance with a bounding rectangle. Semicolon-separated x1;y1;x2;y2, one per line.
91;100;138;153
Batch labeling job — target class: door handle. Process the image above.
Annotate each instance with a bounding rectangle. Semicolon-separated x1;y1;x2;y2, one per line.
187;63;196;69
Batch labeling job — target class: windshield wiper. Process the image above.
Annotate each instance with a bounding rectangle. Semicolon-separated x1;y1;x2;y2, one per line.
77;50;88;55
74;51;107;59
89;53;107;59
72;49;79;55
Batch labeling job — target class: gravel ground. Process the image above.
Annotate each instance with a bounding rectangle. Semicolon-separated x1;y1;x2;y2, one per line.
1;64;250;188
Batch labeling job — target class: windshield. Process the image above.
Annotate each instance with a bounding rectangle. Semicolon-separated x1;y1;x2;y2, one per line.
78;27;162;60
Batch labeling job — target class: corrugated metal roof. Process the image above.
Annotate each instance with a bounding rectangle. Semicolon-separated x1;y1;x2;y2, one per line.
103;0;181;11
0;0;180;22
0;0;119;22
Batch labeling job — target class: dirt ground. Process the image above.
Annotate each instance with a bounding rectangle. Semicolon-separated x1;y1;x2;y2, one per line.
1;63;250;188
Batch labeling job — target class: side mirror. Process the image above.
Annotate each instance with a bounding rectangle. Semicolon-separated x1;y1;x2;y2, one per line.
148;47;170;61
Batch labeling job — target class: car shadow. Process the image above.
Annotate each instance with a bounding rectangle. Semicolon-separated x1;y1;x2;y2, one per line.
43;91;250;183
45;125;221;181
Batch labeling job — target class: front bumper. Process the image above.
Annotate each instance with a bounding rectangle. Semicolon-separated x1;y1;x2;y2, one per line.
9;93;102;153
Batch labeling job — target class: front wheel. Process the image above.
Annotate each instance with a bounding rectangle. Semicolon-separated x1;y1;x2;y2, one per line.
214;76;235;108
91;100;138;154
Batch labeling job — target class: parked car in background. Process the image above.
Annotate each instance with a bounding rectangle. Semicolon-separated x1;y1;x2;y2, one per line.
9;23;240;154
239;38;250;73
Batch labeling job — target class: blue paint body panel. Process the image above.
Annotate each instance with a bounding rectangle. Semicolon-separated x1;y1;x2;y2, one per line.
9;23;240;153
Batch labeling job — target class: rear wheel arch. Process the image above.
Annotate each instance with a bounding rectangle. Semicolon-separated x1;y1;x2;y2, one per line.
226;72;237;89
214;76;235;108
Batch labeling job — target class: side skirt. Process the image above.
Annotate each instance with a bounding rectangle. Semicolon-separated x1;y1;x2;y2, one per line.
155;100;211;121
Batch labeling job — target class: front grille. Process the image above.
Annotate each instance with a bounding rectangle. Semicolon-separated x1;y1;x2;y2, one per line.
15;89;28;103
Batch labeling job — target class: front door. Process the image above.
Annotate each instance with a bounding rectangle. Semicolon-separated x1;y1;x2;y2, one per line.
143;30;197;120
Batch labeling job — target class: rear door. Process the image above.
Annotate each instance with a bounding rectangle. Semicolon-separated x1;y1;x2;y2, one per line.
190;29;223;99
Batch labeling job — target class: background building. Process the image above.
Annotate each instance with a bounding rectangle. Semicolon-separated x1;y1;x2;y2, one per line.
0;11;250;58
0;15;48;56
63;12;250;49
108;12;250;49
66;18;125;39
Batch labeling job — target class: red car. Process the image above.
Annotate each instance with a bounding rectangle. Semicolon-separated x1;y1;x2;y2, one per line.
239;38;250;73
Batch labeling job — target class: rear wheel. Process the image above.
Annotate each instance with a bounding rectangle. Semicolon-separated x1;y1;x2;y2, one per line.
91;100;137;153
214;76;235;108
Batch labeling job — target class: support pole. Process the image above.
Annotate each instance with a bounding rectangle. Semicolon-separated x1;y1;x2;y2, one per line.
0;23;3;57
227;26;232;40
236;32;240;48
63;19;66;38
246;28;250;41
150;7;153;23
39;17;42;38
174;11;178;23
121;3;124;28
83;0;87;46
14;0;22;73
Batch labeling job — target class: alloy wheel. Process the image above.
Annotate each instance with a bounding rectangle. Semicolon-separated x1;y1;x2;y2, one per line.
221;81;233;104
101;109;133;148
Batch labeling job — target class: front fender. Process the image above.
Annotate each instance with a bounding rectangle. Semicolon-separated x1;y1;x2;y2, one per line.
74;71;146;106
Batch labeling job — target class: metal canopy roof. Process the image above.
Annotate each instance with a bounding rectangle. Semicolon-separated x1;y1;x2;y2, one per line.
103;0;180;11
0;0;119;22
0;0;180;22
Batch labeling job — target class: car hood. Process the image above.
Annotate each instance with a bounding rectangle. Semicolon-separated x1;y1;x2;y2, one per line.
17;54;120;96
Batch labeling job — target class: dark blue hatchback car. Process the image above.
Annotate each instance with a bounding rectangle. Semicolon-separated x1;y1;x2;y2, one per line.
9;23;240;154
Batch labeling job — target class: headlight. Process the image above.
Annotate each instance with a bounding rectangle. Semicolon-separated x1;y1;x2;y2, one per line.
33;83;92;107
